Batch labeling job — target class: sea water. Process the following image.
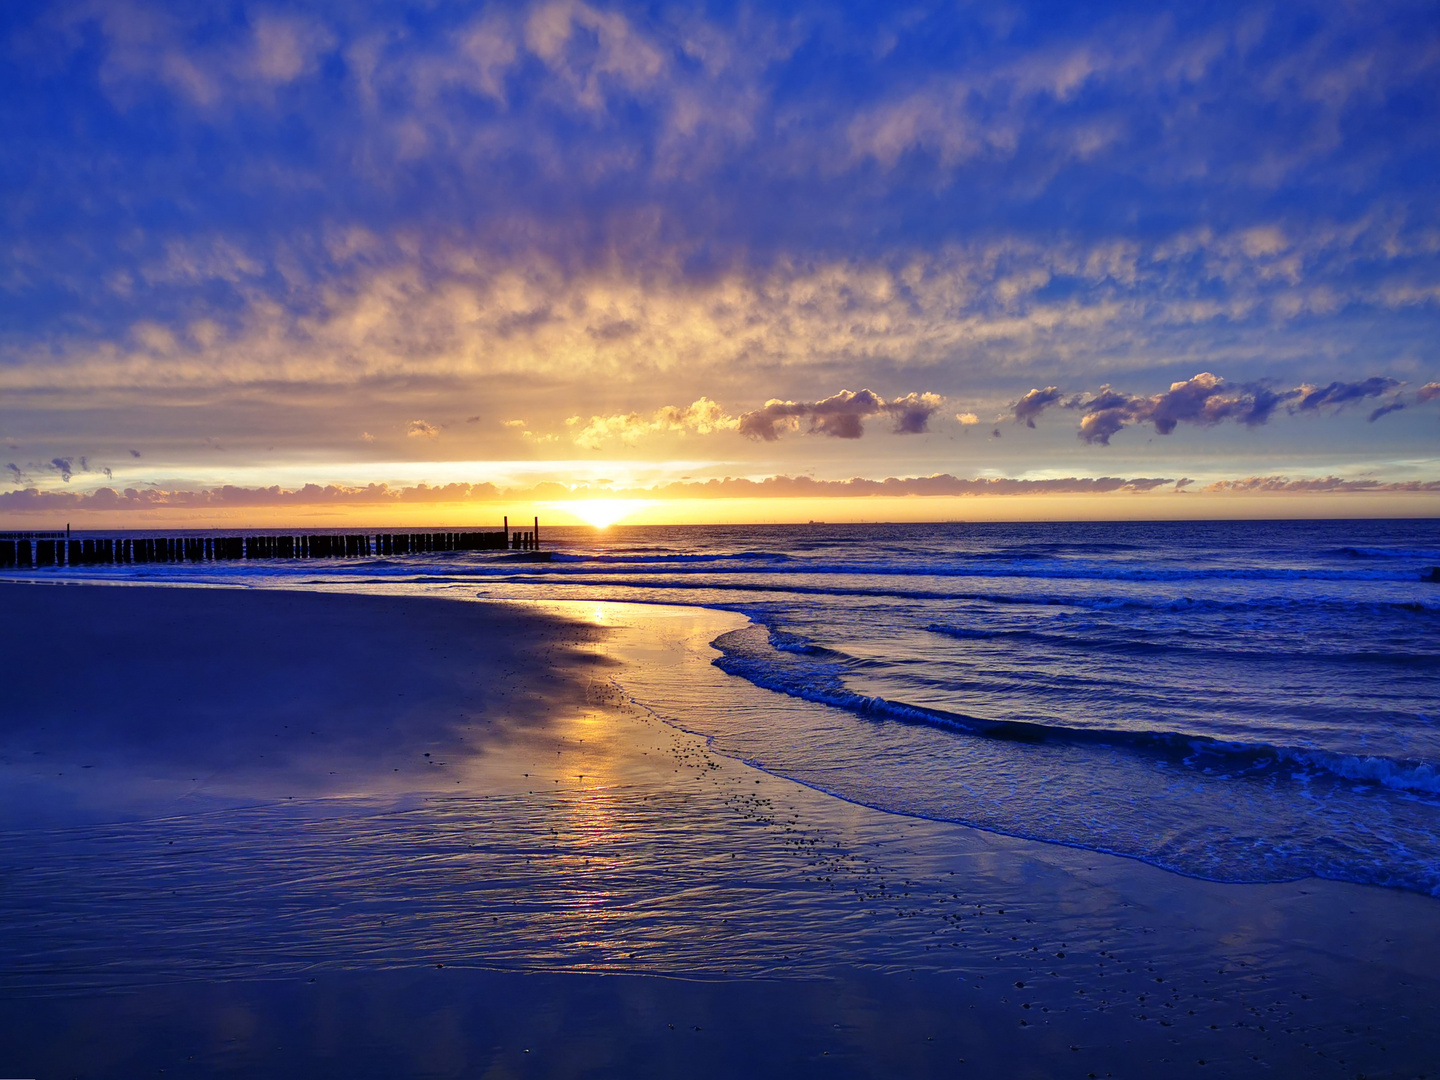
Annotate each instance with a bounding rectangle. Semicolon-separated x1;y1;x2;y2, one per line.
16;518;1440;894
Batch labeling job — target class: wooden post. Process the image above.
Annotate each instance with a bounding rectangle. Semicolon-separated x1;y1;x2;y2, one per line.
534;516;539;549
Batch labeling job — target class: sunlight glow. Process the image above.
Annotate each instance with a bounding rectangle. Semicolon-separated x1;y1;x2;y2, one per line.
552;499;654;528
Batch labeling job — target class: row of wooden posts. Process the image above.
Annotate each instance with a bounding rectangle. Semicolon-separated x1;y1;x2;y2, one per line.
0;518;541;569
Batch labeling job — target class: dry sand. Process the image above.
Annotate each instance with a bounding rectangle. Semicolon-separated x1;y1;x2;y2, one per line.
1;581;1438;1078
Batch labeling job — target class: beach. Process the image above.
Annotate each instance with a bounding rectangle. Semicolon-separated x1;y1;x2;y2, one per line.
3;580;1439;1078
7;0;1439;1072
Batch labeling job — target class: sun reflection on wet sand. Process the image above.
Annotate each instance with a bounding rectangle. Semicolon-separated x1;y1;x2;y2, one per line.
3;587;1439;1078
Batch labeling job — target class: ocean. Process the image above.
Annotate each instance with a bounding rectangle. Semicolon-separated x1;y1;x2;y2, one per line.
14;517;1440;895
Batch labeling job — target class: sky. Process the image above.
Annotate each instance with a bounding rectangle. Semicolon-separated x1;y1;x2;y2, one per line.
2;0;1438;526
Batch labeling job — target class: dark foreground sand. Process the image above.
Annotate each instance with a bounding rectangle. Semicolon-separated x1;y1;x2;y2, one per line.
2;581;1438;1078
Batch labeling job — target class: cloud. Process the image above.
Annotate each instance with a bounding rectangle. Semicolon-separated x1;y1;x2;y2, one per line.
956;412;979;425
245;14;334;87
27;454;114;482
572;397;738;449
42;0;1433;197
888;393;947;434
1012;387;1064;428
504;419;559;443
738;389;943;441
406;420;440;438
642;474;1179;498
1203;476;1440;494
129;449;142;458
7;467;1439;515
0;473;1178;513
2;227;1435;422
525;0;667;113
1419;383;1440;403
1368;402;1406;422
1074;372;1302;444
74;5;337;111
1;1;1435;485
1017;372;1411;445
0;481;502;512
1294;377;1401;412
1150;373;1294;432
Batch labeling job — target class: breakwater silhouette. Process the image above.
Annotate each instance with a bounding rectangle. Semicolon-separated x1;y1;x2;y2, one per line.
0;518;543;568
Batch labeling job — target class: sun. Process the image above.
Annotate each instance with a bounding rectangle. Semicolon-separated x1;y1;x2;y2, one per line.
555;499;652;528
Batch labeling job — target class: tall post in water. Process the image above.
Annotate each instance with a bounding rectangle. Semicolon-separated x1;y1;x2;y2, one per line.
534;516;539;550
503;516;508;547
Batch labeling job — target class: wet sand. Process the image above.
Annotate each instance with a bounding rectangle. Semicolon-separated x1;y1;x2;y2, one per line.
2;581;1439;1078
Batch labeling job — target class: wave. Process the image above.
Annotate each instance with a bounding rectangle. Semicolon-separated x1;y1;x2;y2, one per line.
766;628;853;660
550;550;793;565
934;541;1152;560
1334;546;1440;560
918;625;1005;640
56;556;1440;619
36;541;1433;590
477;571;1440;616
512;554;1424;584
923;621;1440;665
710;624;1440;796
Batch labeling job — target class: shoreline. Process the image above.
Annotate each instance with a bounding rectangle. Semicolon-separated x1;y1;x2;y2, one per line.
2;581;1439;1076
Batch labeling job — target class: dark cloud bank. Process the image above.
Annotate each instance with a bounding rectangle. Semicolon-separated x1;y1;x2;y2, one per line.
5;474;1438;515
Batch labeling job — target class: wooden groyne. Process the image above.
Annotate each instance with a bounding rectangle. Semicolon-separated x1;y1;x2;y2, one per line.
0;518;543;569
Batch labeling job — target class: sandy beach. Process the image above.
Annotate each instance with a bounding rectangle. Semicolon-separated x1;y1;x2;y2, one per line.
2;580;1439;1078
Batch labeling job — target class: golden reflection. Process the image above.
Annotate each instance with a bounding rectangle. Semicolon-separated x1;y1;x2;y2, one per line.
559;775;628;957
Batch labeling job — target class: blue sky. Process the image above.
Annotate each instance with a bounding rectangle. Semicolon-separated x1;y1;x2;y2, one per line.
2;0;1438;518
